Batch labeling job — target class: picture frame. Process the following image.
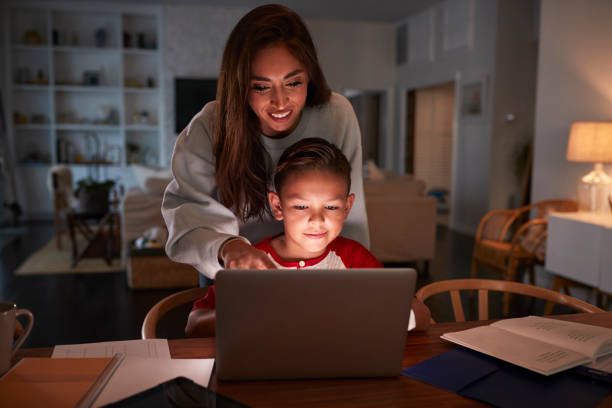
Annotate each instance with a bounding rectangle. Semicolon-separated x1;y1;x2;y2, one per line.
460;81;483;117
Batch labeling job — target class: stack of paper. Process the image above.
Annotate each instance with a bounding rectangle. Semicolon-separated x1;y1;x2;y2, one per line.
0;339;214;408
51;339;215;407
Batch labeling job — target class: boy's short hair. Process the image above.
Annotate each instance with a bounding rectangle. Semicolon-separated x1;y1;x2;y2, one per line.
274;137;352;195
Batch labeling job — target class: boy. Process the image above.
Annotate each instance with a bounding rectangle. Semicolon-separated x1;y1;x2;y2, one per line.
186;138;430;337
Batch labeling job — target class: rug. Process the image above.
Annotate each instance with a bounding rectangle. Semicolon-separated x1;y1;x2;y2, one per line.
15;236;124;275
0;226;27;250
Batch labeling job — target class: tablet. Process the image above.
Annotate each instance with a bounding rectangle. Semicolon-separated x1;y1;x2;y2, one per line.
101;376;249;408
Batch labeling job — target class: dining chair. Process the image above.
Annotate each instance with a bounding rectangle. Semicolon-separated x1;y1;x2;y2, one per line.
415;278;603;324
141;286;209;339
470;199;577;315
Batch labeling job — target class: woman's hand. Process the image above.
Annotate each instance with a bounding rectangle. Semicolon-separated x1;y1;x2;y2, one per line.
220;239;276;269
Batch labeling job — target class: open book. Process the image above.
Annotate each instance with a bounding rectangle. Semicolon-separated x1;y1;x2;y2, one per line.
441;316;612;376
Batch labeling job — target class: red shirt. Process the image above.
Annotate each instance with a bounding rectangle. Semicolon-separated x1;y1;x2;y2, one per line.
192;236;381;310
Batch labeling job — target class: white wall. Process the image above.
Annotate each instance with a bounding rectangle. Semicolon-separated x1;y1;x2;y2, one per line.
306;20;395;92
489;0;538;209
162;5;248;165
395;0;498;235
162;6;396;168
307;19;395;168
532;0;612;203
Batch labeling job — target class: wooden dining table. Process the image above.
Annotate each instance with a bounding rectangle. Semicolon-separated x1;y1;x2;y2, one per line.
15;312;612;407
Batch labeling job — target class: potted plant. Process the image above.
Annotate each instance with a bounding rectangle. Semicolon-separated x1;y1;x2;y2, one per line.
74;177;116;214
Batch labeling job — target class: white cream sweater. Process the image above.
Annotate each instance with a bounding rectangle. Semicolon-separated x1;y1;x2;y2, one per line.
162;92;369;279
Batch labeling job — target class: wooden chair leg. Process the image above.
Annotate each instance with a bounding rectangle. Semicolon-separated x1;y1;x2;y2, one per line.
469;259;480;298
543;276;565;315
503;260;519;316
470;258;479;279
54;213;63;250
596;291;611;310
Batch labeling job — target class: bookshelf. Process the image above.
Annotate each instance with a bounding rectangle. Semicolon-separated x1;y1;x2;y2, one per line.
4;2;164;216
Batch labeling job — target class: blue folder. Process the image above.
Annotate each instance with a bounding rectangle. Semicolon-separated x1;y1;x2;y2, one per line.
402;347;612;408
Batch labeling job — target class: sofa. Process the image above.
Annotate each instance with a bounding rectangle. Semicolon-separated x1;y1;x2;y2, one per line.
121;165;198;289
364;172;437;264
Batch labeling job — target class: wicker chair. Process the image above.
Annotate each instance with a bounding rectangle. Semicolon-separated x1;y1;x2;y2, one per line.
141;286;209;339
471;199;577;315
416;278;603;323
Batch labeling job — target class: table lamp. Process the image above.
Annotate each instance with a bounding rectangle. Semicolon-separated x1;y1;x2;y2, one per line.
566;121;612;213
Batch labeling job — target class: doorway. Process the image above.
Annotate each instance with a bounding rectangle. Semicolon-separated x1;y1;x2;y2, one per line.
406;81;455;225
346;90;385;166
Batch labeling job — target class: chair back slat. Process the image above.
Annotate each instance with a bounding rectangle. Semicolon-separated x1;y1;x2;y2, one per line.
416;279;603;323
478;289;489;320
450;290;465;322
498;212;521;241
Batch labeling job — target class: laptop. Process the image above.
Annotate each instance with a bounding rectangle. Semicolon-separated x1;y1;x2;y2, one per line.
215;268;416;380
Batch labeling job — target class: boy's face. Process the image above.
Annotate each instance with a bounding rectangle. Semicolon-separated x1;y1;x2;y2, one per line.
268;169;355;260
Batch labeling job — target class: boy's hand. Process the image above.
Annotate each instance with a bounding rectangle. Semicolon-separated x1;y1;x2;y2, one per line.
220;239;276;270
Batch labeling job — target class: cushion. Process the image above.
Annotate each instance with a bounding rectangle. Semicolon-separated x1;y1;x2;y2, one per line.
364;174;425;197
131;164;172;195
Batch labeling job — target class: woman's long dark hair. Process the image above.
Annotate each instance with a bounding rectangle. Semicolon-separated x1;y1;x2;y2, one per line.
214;4;331;222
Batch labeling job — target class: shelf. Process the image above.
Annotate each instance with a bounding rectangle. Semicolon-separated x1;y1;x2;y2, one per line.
55;85;121;93
13;84;50;91
124;87;158;94
122;48;158;56
125;125;159;131
64;162;122;167
53;46;121;55
19;162;51;168
56;124;120;131
12;44;50;52
13;124;51;130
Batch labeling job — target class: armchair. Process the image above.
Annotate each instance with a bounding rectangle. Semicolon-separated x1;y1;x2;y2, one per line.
471;199;578;315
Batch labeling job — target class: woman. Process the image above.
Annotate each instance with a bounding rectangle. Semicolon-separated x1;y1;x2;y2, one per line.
162;4;369;280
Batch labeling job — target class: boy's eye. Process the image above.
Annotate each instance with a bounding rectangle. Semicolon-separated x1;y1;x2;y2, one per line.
325;205;340;210
287;80;302;88
293;205;308;210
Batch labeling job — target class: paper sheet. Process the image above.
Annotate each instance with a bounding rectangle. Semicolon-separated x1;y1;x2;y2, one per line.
92;356;215;407
51;339;214;406
51;339;171;359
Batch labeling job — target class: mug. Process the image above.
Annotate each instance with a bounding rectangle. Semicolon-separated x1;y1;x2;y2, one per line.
0;302;34;375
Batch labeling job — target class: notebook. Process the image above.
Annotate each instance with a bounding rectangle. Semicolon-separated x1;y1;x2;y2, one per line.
215;268;416;380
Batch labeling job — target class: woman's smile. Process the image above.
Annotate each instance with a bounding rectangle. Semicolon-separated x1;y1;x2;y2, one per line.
270;110;291;119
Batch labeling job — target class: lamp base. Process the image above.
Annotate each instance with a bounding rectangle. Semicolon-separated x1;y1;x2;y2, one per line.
577;163;611;213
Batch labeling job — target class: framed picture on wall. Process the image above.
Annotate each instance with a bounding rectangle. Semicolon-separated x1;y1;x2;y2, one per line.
460;81;483;117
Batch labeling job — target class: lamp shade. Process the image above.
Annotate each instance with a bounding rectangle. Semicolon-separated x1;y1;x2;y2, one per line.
566;121;612;163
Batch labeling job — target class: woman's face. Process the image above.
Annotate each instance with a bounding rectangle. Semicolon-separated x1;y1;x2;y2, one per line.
248;44;309;138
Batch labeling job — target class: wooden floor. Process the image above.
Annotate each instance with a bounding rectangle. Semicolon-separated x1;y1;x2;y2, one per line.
0;221;589;348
